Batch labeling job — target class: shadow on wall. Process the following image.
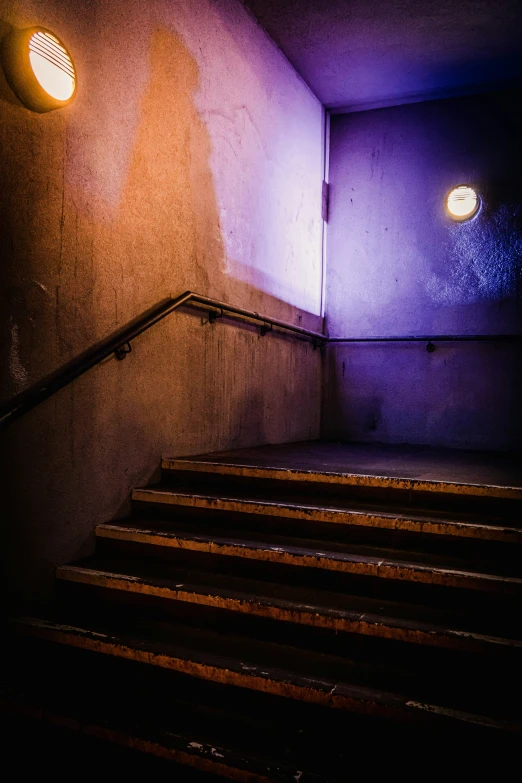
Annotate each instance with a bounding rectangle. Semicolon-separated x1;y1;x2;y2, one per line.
0;25;321;610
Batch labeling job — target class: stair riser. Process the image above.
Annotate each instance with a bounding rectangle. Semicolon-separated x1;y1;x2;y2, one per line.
13;621;420;722
57;574;522;666
3;704;277;783
4;641;336;781
132;498;522;563
11;639;515;770
2;711;268;782
96;526;522;596
162;464;522;518
4;636;403;733
133;491;522;545
6;636;351;734
14;619;522;732
96;536;522;616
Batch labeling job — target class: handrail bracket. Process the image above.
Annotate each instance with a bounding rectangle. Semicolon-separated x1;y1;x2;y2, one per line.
208;308;223;325
114;342;132;361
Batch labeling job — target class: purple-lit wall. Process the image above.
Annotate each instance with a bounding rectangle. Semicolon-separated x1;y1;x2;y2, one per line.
0;0;324;605
243;0;522;112
323;91;522;450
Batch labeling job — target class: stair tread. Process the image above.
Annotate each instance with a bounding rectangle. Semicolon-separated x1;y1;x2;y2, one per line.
58;559;522;648
162;446;522;500
134;486;522;541
12;613;522;730
148;485;516;526
8;643;508;777
10;441;522;763
96;518;522;588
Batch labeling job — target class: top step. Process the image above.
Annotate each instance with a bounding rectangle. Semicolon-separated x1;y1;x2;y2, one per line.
163;442;522;502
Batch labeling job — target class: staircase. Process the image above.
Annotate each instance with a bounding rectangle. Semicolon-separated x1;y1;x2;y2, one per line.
4;443;522;777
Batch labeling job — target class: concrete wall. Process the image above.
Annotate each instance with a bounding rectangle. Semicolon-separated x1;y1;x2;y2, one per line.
323;91;522;450
243;0;522;111
0;0;324;605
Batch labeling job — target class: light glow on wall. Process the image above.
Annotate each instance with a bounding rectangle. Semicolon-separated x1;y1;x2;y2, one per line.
446;185;479;221
28;31;75;101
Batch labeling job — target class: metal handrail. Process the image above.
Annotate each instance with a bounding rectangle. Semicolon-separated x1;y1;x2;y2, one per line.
0;291;326;428
327;334;521;354
328;335;522;342
1;287;520;429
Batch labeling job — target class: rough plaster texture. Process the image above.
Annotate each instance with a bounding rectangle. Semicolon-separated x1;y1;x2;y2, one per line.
0;0;324;605
244;0;522;111
323;92;522;450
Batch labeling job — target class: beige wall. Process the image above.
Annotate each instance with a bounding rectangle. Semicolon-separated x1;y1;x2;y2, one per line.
0;0;324;605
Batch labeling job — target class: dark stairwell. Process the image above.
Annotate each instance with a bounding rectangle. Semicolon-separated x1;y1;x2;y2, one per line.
4;442;522;777
1;0;522;778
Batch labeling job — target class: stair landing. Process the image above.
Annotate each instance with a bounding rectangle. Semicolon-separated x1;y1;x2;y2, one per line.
164;441;522;498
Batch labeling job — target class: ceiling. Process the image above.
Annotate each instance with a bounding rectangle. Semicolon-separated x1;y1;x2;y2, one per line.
242;0;522;112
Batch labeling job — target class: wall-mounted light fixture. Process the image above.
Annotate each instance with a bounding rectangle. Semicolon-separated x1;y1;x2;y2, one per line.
446;185;480;222
1;26;76;112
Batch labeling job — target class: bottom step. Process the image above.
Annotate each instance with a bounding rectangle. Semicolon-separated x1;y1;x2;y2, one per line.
4;627;521;780
1;686;311;782
11;614;522;733
2;710;230;781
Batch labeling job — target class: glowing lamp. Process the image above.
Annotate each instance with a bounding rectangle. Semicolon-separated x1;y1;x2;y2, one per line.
446;185;480;221
1;26;76;112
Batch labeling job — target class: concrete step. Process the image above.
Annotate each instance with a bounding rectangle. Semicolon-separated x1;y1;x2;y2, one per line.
7;638;516;776
2;689;287;781
95;520;522;593
11;614;522;733
162;454;522;502
132;486;522;544
57;561;522;654
0;648;329;782
2;714;225;780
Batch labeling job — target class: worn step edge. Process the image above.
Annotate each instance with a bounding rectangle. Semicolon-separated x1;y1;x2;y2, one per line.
132;488;522;543
12;617;522;733
0;689;310;783
95;523;522;593
162;458;522;501
57;565;522;653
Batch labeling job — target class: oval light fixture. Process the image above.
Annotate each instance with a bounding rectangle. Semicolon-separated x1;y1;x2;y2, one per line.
446;185;480;221
1;26;76;112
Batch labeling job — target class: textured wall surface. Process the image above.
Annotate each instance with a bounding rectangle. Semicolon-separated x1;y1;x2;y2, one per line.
243;0;522;110
323;91;522;450
0;0;324;605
